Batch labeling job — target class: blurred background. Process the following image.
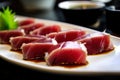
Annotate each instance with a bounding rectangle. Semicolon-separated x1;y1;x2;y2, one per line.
0;0;116;33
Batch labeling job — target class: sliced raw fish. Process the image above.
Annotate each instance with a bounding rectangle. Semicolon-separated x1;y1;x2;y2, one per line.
47;30;86;43
75;32;114;55
18;19;35;26
46;41;87;66
10;35;53;51
22;43;55;60
30;25;61;35
0;30;24;44
18;23;44;34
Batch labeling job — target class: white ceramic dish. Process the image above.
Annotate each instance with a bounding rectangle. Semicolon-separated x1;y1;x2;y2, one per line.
0;16;120;75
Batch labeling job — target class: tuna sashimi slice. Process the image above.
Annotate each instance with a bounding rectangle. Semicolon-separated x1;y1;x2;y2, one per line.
30;25;61;35
0;30;24;44
46;41;87;66
21;43;55;60
18;18;35;26
10;35;53;51
75;32;114;55
18;23;44;34
47;30;86;43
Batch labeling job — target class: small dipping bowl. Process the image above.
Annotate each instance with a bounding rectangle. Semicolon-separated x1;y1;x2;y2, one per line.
58;1;105;27
105;5;120;35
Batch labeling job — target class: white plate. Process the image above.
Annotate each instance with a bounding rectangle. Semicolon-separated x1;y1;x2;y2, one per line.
1;16;120;75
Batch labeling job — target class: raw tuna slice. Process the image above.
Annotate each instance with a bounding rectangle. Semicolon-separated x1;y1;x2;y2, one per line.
18;23;44;34
10;35;53;51
46;32;57;38
30;25;61;35
18;18;35;26
46;41;87;66
47;30;86;43
10;36;42;51
0;30;24;44
21;43;55;60
75;32;114;55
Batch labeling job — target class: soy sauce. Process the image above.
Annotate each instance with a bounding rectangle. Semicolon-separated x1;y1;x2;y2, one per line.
25;59;45;63
69;4;98;9
62;61;88;68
